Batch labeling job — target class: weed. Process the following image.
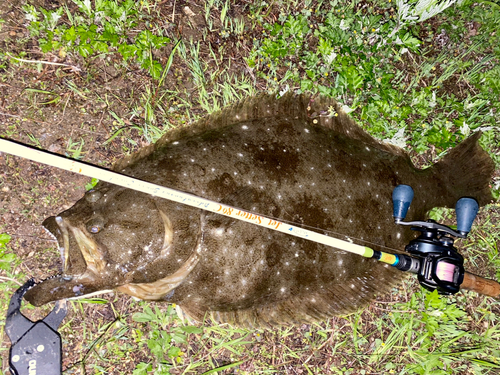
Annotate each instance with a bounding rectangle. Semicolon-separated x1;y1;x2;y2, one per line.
178;39;256;114
0;234;26;354
85;178;99;191
204;0;246;38
132;304;203;374
394;0;459;30
26;133;42;148
0;234;18;275
66;137;85;159
348;281;500;374
247;0;500;164
22;0;171;79
23;88;61;106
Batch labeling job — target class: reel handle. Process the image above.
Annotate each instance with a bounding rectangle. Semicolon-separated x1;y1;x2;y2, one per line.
461;272;500;299
455;198;479;236
392;184;414;222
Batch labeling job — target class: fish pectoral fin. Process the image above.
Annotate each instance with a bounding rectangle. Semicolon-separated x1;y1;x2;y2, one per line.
116;252;199;300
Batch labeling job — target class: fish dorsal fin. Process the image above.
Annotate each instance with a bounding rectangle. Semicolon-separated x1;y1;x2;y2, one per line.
306;94;406;156
113;93;405;171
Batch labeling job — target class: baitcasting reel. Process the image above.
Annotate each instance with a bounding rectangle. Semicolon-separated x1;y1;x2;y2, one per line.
391;184;479;295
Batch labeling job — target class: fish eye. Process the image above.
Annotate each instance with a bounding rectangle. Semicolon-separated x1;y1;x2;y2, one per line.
85;190;102;203
89;225;101;233
86;216;106;234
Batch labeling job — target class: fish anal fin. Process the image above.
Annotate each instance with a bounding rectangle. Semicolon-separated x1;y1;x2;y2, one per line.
178;264;401;328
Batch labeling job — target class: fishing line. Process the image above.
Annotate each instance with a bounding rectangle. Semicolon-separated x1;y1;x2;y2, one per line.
0;137;402;265
224;209;406;254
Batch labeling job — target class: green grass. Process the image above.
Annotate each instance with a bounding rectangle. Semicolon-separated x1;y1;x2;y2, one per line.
1;0;500;374
247;0;500;163
22;0;171;79
0;234;27;373
72;282;497;374
175;39;257;115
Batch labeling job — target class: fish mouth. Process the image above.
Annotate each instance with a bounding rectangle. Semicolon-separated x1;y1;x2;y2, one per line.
24;216;108;306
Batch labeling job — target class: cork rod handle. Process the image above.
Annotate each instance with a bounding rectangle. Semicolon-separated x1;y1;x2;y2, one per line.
461;272;500;298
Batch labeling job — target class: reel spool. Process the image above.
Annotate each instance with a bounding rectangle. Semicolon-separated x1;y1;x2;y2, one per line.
391;184;479;295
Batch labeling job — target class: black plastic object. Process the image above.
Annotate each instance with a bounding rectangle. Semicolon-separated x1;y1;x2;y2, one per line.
455;197;479;236
392;184;414;222
5;279;66;375
404;229;465;294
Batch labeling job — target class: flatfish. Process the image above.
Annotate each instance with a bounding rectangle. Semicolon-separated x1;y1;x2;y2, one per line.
24;94;494;327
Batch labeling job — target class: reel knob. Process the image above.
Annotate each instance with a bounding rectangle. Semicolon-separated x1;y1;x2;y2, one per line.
392;185;414;222
455;198;479;236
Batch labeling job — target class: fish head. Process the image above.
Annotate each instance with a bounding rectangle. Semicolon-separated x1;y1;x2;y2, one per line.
24;184;199;306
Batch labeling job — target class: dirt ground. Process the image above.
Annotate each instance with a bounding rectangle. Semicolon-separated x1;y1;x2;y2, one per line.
1;0;499;374
0;1;277;373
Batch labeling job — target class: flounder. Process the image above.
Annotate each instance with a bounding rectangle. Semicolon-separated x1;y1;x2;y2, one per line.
25;94;494;327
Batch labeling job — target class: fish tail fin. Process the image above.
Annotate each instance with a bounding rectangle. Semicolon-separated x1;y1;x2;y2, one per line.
432;132;495;207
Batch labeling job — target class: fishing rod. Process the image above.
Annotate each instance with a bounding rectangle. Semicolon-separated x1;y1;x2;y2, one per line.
1;137;499;374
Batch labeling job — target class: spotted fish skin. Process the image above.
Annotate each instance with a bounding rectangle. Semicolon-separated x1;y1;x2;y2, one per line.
25;94;494;327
